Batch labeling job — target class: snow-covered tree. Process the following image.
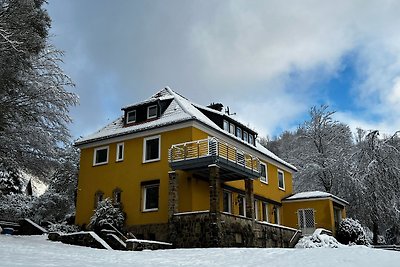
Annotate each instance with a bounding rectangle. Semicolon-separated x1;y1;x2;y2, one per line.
88;198;125;231
0;0;78;178
351;130;400;244
0;160;22;194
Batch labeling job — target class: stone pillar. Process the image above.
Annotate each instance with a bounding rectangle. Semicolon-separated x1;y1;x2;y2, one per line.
245;179;255;221
168;171;179;219
208;164;221;247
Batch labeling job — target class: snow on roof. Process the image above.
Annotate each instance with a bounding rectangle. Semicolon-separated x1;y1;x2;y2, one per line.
75;86;296;171
283;191;349;205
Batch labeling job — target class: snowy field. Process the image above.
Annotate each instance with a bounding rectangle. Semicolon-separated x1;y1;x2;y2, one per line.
1;235;400;267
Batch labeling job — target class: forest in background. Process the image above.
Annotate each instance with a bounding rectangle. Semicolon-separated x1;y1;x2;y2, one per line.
262;105;400;244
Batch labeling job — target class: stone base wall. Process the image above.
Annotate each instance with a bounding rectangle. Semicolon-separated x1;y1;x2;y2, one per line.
123;212;298;248
125;223;169;242
170;212;298;248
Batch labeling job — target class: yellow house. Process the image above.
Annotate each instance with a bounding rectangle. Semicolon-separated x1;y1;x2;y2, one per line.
282;191;348;236
74;87;347;247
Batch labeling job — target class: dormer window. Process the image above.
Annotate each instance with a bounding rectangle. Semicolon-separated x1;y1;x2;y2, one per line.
249;134;254;145
147;105;157;119
229;123;235;134
126;110;136;124
236;127;242;139
223;120;229;132
243;131;248;142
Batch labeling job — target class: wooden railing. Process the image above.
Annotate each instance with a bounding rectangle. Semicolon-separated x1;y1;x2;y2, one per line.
168;137;260;174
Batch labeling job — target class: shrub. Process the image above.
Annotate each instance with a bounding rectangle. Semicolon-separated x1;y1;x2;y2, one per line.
336;218;369;245
0;193;32;221
88;198;125;231
296;233;343;248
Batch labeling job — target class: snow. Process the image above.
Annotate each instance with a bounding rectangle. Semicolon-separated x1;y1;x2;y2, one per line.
284;191;349;205
1;235;400;267
126;239;172;246
64;231;113;250
296;233;343;248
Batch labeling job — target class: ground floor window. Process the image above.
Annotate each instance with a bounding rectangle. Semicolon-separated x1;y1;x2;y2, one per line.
238;195;246;217
143;182;159;212
254;200;259;220
94;190;104;208
274;206;281;224
262;202;269;222
298;209;315;235
223;191;232;213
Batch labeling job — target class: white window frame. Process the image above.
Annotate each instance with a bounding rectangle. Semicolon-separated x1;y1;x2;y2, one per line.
143;135;161;163
298;208;315;235
223;120;229;132
143;184;159;212
260;162;268;184
93;146;109;166
278;169;285;190
147;105;157;119
116;142;124;162
223;190;232;213
126;110;136;124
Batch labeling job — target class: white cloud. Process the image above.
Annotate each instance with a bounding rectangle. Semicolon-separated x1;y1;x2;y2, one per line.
47;0;400;137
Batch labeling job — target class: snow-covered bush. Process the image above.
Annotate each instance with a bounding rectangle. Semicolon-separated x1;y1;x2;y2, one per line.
88;198;125;231
0;193;32;221
336;218;369;245
295;233;343;248
30;192;74;223
0;161;23;195
48;222;80;233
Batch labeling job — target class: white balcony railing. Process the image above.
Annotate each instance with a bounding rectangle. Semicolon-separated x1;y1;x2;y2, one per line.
168;137;260;174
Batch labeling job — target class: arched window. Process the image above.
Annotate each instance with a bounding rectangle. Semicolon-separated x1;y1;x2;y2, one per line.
113;188;122;205
94;190;104;208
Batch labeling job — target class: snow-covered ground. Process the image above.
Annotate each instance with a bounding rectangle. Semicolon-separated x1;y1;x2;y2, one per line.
1;235;400;267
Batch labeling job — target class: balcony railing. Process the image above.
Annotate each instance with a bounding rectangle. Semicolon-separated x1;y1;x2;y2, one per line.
168;137;260;175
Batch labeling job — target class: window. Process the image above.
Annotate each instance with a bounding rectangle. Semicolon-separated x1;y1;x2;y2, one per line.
93;146;109;166
126;110;136;123
254;200;259;220
260;162;268;183
262;202;269;222
94;191;104;208
249;134;254;145
238;195;246;217
147;105;157;119
113;188;122;204
143;135;161;163
116;143;124;162
229;123;235;135
298;209;315;235
223;120;229;132
274;206;281;224
243;131;248;142
236;127;242;138
278;170;285;190
143;183;159;212
223;191;232;213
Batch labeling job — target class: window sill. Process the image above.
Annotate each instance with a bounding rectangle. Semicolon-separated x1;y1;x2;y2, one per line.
116;159;124;163
260;180;268;185
143;158;160;164
278;187;285;191
143;208;158;213
93;162;108;167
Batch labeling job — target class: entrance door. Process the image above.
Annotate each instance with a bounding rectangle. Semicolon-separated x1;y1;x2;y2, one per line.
298;209;315;235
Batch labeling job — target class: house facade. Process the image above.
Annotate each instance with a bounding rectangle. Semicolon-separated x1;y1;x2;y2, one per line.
74;87;346;247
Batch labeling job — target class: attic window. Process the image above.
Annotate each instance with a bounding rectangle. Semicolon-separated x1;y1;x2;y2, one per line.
249;134;254;145
126;110;136;124
223;120;229;132
147;105;157;119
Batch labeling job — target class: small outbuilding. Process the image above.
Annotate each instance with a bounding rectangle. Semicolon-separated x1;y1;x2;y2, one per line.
282;191;348;236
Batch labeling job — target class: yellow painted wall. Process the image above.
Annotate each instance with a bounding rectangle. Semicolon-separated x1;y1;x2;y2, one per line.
76;127;194;226
76;124;297;228
282;199;338;232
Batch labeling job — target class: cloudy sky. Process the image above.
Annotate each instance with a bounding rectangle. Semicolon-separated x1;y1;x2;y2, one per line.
47;0;400;140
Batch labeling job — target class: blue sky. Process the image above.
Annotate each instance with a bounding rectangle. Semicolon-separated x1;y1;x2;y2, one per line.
46;1;400;140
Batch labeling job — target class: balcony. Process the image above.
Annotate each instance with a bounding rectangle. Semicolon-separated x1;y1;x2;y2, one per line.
168;137;260;181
